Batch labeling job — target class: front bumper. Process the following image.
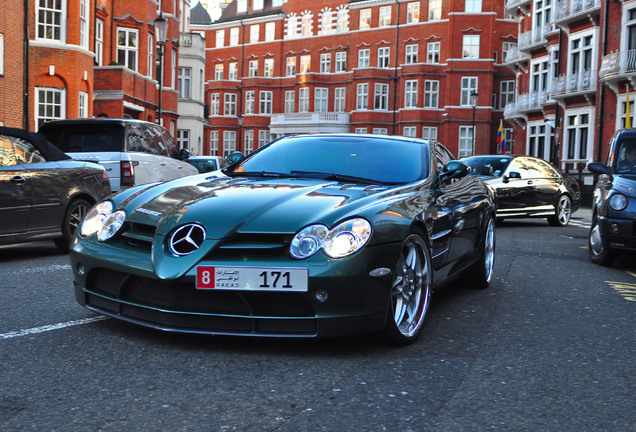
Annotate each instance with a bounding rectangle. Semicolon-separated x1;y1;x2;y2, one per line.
596;215;636;252
70;238;401;338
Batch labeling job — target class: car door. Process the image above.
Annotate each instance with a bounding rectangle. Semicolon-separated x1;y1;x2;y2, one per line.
524;157;562;210
0;135;32;235
496;157;536;213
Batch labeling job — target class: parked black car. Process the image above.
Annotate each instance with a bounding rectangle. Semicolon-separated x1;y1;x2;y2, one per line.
587;128;636;265
461;154;581;226
0;126;111;252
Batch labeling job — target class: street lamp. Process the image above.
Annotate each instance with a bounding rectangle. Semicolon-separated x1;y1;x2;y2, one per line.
237;114;244;152
153;13;169;124
470;89;478;153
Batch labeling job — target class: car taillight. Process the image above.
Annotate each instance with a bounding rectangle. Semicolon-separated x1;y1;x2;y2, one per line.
121;161;135;187
102;170;109;180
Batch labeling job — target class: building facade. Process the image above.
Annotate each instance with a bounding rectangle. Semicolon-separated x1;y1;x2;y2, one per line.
192;0;519;158
503;0;635;202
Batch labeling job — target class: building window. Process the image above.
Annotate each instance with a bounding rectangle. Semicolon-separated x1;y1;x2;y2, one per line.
36;87;65;128
79;0;89;49
403;126;416;137
260;91;273;114
248;60;258;77
405;80;418;108
78;91;88;118
458;126;474;158
378;47;390;68
210;130;219;155
171;49;177;89
245;91;255;114
502;41;516;63
379;6;391;27
250;24;259;43
264;58;274;77
335;88;346;112
178;67;191;99
244;129;254;154
286;56;296;76
300;55;311;73
462;35;480;59
95;20;104;66
500;81;515;109
564;112;591;161
320;53;331;73
360;9;371;30
229;62;238;80
530;58;549;94
407;2;420;23
405;44;418;64
620;93;634;129
465;0;482;13
528;123;548;160
460;77;478;106
265;22;276;41
356;83;369;110
569;32;594;91
287;15;299;39
321;10;334;34
257;130;270;148
237;0;247;13
358;49;370;68
285;91;295;113
374;83;389;110
355;127;367;134
424;80;439;108
299;87;309;112
335;51;347;72
223;131;236;157
147;34;154;78
253;0;264;10
177;129;190;150
216;30;224;47
224;93;237;116
210;93;220;115
337;8;349;33
215;64;224;80
315;88;329;112
37;0;64;41
422;127;438;140
373;128;388;135
230;27;239;46
302;13;313;37
117;28;138;71
429;0;442;21
426;42;440;64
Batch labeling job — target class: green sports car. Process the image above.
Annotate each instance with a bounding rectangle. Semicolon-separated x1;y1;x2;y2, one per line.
70;134;496;344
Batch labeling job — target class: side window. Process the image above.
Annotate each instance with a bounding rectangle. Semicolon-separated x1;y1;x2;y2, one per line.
0;136;17;166
434;141;453;172
148;125;170;157
160;129;180;158
1;135;46;165
127;123;148;153
140;125;164;156
507;159;527;178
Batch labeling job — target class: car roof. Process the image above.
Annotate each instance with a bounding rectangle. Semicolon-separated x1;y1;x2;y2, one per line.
40;118;158;127
0;125;71;161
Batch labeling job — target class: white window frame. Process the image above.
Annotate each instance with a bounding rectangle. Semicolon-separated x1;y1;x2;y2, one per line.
37;0;65;42
462;35;480;59
335;87;346;112
248;60;258;77
265;22;276;41
258;130;271;148
210;93;220;115
335;51;347;72
320;53;331;73
35;87;65;128
374;83;389;110
337;9;349;33
264;58;274;77
286;56;296;76
527;122;550;160
224;93;237;116
301;13;313;37
223;130;237;157
378;47;390;68
407;2;420;24
147;34;154;78
116;28;139;71
228;62;238;80
360;8;371;30
79;0;89;49
250;24;259;44
260;91;273;114
379;6;391;27
215;64;224;80
356;83;369;110
358;49;370;68
285;90;295;113
300;55;311;73
355;127;367;134
244;129;254;154
95;20;104;66
373;128;388;135
403;126;416;138
460;77;478;106
465;0;482;13
563;108;593;162
209;130;219;155
422;127;438;140
429;0;442;21
177;129;190;150
405;80;418;108
424;80;439;108
458;126;474;158
500;80;515;110
321;10;334;34
618;93;634;130
405;44;418;64
426;42;440;64
178;67;191;99
216;30;225;48
230;27;239;46
299;87;309;112
315;88;329;112
78;91;88;118
245;90;255;114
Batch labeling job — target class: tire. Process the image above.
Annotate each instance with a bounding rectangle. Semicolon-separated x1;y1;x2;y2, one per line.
589;215;616;266
382;230;432;346
466;216;496;290
548;194;572;227
54;198;91;253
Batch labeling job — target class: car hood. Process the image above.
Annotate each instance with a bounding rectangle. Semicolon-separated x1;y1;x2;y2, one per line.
118;175;394;238
612;174;636;198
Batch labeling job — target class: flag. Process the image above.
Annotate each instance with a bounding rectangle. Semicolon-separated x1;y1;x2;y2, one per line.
627;85;632;129
497;120;506;154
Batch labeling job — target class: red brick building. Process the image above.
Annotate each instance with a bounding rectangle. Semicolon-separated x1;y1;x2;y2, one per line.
0;0;183;134
192;0;518;158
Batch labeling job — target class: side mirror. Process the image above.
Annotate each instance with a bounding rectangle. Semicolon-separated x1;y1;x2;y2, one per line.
438;160;470;183
587;162;610;175
503;171;521;183
226;151;245;165
178;148;190;161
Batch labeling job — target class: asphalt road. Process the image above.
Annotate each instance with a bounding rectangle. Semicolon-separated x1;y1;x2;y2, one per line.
1;210;635;431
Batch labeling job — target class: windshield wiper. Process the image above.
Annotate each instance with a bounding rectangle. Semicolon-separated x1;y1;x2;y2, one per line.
289;171;384;185
225;170;295;178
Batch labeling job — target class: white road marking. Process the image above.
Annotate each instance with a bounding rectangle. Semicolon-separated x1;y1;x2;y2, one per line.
0;316;109;340
17;264;72;273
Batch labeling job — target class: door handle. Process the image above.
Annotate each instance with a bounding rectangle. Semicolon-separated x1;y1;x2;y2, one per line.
10;176;26;185
527;180;533;185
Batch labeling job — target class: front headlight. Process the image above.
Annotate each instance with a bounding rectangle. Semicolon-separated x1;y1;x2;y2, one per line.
97;210;126;242
290;218;372;259
80;201;114;236
609;193;628;211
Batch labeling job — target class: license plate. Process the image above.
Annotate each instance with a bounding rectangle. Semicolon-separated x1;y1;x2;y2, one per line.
196;266;308;292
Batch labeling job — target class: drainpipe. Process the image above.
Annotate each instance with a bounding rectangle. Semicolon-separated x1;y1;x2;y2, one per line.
23;0;29;129
391;0;401;135
596;0;609;163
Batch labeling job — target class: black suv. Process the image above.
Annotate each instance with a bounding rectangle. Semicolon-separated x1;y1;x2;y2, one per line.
587;128;636;265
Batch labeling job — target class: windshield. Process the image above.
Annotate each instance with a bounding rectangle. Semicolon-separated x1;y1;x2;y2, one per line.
614;139;636;174
227;135;430;184
461;156;511;177
39;124;125;153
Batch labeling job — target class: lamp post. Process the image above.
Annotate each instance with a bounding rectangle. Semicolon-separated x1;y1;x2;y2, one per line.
470;89;478;153
153;13;169;124
237;114;243;153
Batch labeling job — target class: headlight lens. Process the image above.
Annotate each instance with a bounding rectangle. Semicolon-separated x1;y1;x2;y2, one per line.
97;210;126;242
609;193;628;211
80;201;114;236
290;218;372;259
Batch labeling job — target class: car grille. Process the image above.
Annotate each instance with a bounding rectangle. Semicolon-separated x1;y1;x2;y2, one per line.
120;222;156;249
84;268;317;336
208;233;294;259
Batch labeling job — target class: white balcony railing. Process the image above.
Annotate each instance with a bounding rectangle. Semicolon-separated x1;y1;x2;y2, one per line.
518;24;554;52
599;49;636;80
554;0;601;22
552;70;597;96
269;112;350;126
